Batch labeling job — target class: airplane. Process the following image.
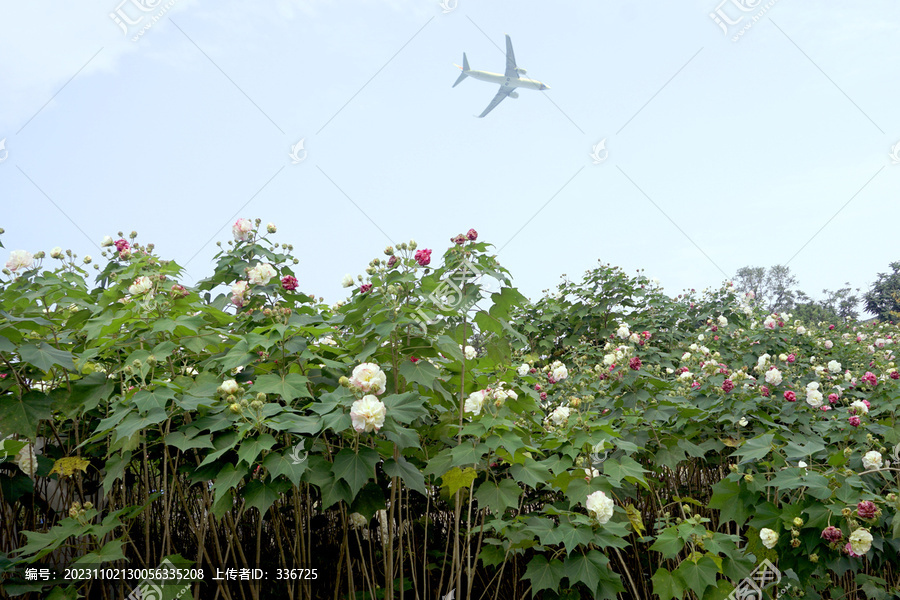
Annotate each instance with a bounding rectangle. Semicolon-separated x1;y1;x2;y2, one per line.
453;34;550;118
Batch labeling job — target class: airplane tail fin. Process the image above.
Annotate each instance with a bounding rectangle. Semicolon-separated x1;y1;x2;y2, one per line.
452;53;469;87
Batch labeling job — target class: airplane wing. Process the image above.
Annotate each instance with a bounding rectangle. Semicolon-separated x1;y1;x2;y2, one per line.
504;34;518;79
478;87;512;118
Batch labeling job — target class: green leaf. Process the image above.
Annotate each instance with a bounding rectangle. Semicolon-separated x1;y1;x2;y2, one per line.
165;430;214;452
649;526;685;560
523;555;566;596
383;456;427;496
236;433;276;466
19;342;75;373
114;407;167;440
441;466;477;496
733;433;775;464
652;567;684;600
563;549;609;594
0;391;52;439
212;463;248;505
262;449;308;486
603;456;649;489
554;518;595;555
383;392;428;424
474;479;522;514
251;373;312;401
332;447;380;499
243;478;290;516
349;482;386;522
399;359;441;388
673;555;719;596
708;477;750;527
133;387;176;412
509;458;553;488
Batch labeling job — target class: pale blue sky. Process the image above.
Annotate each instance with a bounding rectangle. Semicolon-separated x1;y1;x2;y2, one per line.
1;1;898;309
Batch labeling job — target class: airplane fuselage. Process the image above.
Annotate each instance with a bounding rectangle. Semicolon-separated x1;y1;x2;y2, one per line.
465;69;548;91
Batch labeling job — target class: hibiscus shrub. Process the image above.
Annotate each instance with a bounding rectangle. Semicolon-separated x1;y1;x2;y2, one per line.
0;221;898;600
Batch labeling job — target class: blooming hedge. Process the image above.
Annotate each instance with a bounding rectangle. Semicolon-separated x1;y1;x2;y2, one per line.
0;221;898;600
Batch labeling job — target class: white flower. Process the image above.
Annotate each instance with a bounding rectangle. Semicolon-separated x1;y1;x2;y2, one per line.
464;390;486;416
629;332;640;344
849;528;873;555
350;395;386;433
682;352;692;361
16;444;38;477
50;247;63;259
850;400;868;415
824;340;834;349
231;280;250;307
6;250;34;272
690;344;699;352
349;363;387;395
349;512;367;528
763;316;777;329
507;389;518;400
585;490;614;524
759;528;778;549
779;354;788;362
765;368;783;386
247;262;277;285
805;381;819;391
101;236;114;247
221;379;240;395
806;389;823;408
698;334;705;342
757;354;770;368
862;451;883;470
549;406;570;426
341;274;354;288
462;345;476;360
797;326;807;335
798;461;808;469
128;276;153;296
717;315;728;327
517;363;530;376
828;360;841;372
738;417;748;427
232;218;253;242
585;467;600;480
550;360;568;381
679;371;693;380
616;323;630;339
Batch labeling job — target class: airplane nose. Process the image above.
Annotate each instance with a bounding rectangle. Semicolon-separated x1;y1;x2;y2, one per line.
541;84;550;90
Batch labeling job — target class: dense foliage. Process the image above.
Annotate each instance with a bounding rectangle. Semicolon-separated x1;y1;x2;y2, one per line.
0;222;898;600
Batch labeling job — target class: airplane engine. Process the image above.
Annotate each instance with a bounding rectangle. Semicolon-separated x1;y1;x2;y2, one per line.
516;67;527;74
509;91;519;99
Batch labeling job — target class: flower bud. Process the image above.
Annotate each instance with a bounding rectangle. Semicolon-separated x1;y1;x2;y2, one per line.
810;553;818;563
146;355;157;366
793;517;804;527
250;400;264;410
83;255;92;264
267;223;276;233
841;507;852;518
744;474;754;483
240;399;249;407
408;240;417;250
83;502;93;510
33;251;45;259
339;376;350;387
229;403;242;414
384;246;394;256
790;538;801;548
256;393;266;402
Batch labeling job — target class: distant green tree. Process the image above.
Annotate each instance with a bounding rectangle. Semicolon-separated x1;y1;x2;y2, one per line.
733;265;800;313
793;284;859;324
864;261;900;321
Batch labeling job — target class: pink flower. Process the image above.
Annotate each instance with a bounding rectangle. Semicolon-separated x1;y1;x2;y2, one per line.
784;390;796;402
539;391;547;401
787;353;796;363
829;324;835;330
170;284;188;297
821;526;843;543
857;501;877;519
360;284;372;293
232;218;253;242
281;276;298;291
534;384;542;391
414;249;432;266
114;239;130;252
722;379;734;393
629;357;642;370
410;357;419;363
862;371;878;387
819;405;830;411
710;325;718;332
828;393;839;404
844;542;862;557
849;415;861;427
466;228;478;241
642;331;651;340
691;381;701;390
891;371;899;380
387;255;399;268
451;234;466;245
760;385;770;397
